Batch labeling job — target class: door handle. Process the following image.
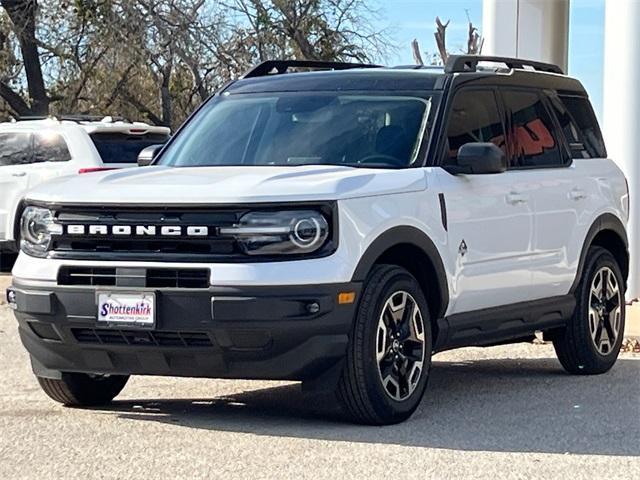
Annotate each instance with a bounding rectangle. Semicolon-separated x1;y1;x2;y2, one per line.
506;192;527;205
569;188;587;201
11;172;26;177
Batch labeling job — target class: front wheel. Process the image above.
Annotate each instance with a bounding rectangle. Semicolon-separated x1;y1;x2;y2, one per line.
337;265;432;425
0;251;17;272
553;246;626;375
37;373;129;406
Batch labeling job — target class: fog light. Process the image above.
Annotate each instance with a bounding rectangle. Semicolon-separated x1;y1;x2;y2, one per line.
306;302;320;314
6;288;17;309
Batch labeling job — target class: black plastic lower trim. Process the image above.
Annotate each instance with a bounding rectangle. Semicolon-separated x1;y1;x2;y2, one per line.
435;295;575;351
570;213;629;293
351;226;449;319
11;280;361;381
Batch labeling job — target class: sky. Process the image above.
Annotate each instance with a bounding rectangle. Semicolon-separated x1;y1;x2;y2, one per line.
377;0;606;117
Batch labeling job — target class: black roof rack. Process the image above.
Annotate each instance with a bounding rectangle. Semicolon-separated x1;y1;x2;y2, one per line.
15;114;129;122
445;55;564;75
243;60;381;78
391;64;444;70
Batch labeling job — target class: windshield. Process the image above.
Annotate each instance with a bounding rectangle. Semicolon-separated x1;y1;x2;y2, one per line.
158;93;433;168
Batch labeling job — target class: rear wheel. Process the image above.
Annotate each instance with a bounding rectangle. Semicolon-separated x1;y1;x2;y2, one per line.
337;265;432;425
553;246;625;374
37;373;129;406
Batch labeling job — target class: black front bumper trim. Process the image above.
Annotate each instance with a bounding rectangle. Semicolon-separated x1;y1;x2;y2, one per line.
11;280;361;381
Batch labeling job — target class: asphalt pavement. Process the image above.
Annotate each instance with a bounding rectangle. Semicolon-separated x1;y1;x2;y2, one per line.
0;273;638;479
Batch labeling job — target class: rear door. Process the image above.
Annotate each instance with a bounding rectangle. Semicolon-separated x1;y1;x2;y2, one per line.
0;132;32;242
500;89;577;300
437;88;536;314
522;91;611;298
27;130;76;184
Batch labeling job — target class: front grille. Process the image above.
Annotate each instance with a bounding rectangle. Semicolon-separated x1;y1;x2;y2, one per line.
146;268;210;288
44;204;335;262
58;266;210;288
72;328;213;348
58;267;118;286
50;206;242;261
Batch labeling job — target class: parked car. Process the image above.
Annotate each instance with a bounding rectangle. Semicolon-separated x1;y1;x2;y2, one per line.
7;57;629;425
0;116;170;265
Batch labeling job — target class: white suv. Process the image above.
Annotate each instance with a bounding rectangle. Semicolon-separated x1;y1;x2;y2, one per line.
0;117;170;262
8;57;630;425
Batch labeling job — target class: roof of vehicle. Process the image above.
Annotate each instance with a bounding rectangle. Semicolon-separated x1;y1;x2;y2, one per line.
225;56;587;96
0;116;171;136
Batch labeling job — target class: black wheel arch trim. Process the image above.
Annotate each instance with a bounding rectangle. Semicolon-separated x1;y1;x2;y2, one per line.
570;213;629;294
350;226;450;319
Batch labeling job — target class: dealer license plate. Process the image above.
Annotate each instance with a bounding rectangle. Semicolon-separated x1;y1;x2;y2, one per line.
97;292;155;328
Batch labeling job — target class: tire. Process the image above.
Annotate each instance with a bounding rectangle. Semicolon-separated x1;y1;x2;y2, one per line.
337;265;433;425
0;251;17;273
553;246;626;375
37;373;129;407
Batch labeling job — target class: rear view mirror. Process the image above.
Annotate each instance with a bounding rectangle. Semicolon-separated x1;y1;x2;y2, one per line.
445;142;507;175
137;144;163;167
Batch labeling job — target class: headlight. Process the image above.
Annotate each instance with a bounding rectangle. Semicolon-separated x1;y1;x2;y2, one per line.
220;210;330;256
20;206;61;257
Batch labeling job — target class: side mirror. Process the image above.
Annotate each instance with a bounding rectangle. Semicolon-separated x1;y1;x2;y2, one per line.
137;144;163;167
446;142;507;175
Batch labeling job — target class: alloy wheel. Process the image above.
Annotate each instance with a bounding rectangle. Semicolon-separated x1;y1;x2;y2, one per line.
375;291;426;401
588;266;623;355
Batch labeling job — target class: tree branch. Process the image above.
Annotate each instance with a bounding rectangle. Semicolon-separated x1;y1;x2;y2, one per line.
0;80;32;116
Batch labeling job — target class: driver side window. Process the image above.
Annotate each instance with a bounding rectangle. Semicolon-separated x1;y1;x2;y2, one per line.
443;90;506;166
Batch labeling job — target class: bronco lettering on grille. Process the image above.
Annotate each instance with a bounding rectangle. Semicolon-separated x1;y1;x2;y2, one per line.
64;225;210;236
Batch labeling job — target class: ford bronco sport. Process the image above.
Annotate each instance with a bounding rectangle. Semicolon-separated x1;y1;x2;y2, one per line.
8;56;629;425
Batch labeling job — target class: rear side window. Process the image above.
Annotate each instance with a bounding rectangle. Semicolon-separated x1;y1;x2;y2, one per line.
443;89;506;166
90;132;169;164
551;95;606;158
33;132;71;162
0;132;31;166
503;90;565;168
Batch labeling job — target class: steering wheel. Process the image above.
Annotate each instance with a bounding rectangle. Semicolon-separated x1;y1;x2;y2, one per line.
357;154;404;167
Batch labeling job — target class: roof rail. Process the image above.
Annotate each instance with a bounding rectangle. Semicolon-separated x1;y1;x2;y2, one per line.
16;114;129;123
243;59;381;79
445;55;564;75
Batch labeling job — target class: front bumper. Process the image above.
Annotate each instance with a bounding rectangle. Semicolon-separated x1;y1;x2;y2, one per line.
10;280;361;381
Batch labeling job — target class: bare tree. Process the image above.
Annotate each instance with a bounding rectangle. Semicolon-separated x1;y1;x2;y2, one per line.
465;10;483;55
0;0;390;126
411;39;424;66
434;16;449;64
226;0;389;64
0;0;48;114
412;13;483;66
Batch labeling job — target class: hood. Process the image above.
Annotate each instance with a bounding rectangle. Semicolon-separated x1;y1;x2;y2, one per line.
25;165;427;205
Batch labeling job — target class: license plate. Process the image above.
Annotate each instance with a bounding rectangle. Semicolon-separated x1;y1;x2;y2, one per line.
97;292;155;328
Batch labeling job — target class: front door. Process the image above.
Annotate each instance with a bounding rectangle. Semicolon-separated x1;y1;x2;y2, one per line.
436;88;535;314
